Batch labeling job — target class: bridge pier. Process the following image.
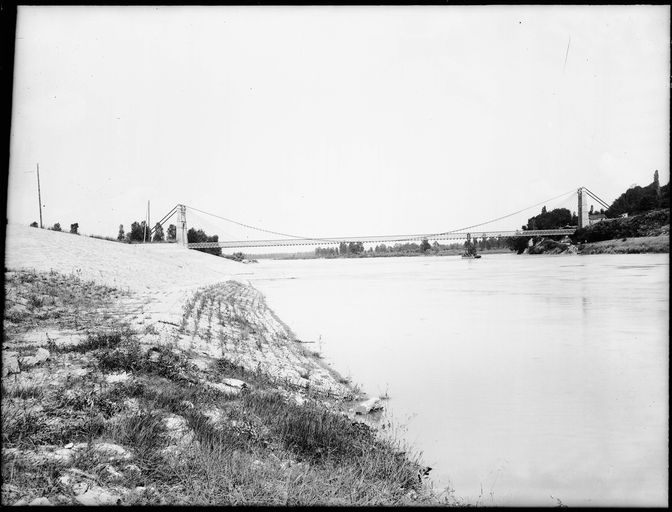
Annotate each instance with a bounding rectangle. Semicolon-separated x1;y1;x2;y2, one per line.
577;188;589;229
176;204;188;247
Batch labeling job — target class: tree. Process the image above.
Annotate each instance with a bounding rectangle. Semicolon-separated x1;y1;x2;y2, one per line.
167;224;176;241
30;221;38;227
129;222;144;242
541;206;547;214
152;223;164;242
505;236;530;254
70;223;79;235
52;223;61;231
420;238;431;253
187;227;222;256
526;207;573;230
117;224;125;241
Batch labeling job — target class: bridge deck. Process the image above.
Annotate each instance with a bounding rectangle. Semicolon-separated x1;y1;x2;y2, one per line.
186;228;577;249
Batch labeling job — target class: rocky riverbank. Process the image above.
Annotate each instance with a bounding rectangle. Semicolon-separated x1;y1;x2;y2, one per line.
578;234;669;254
523;233;669;255
2;225;454;506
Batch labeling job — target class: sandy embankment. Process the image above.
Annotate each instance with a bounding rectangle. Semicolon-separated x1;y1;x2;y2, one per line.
3;224;353;397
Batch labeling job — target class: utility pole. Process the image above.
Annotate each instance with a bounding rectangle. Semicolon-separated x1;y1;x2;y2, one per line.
148;200;151;242
143;201;148;242
36;163;43;228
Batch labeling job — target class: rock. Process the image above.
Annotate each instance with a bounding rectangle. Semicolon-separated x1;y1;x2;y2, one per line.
352;397;384;415
52;447;75;463
71;482;89;496
222;378;247;389
75;486;121;506
124;464;142;477
2;354;20;376
204;381;243;396
105;372;130;384
160;414;197;458
34;347;50;363
58;475;74;487
93;442;133;461
123;398;140;413
66;467;98;480
191;358;210;371
202;408;223;424
28;497;53;506
105;465;124;481
13;497;29;506
147;350;161;363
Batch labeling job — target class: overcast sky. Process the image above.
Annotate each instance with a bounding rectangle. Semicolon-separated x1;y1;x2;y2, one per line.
7;5;670;245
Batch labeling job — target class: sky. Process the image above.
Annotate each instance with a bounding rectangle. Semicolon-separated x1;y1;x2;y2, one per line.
6;5;670;249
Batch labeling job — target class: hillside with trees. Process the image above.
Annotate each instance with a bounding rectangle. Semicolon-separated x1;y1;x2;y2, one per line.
510;171;670;254
605;170;669;218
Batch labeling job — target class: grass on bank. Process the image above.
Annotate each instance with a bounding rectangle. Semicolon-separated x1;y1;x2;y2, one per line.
2;269;453;506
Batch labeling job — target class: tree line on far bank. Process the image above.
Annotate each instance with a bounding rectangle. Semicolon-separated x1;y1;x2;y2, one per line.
314;237;510;258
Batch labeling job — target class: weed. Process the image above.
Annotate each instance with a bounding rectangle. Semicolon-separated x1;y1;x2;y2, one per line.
61;329;131;354
27;294;44;309
1;383;44;400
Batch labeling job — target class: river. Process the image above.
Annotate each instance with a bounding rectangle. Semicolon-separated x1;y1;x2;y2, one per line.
243;253;668;506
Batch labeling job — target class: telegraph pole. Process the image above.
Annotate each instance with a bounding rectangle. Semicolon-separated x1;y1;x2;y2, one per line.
36;163;43;228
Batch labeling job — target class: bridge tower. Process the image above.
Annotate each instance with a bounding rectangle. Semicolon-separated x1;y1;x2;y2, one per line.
577;187;589;229
176;204;188;247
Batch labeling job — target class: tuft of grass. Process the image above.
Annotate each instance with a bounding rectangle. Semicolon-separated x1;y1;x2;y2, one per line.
1;383;45;400
60;329;131;354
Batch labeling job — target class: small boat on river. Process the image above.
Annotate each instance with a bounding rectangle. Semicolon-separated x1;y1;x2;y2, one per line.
461;233;481;259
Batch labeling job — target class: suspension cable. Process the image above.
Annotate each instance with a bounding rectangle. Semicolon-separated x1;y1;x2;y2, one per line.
183;204;343;244
428;188;577;236
149;205;178;236
582;187;610;210
183;187;583;245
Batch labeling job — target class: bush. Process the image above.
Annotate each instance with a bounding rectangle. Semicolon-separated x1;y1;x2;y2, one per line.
70;223;79;234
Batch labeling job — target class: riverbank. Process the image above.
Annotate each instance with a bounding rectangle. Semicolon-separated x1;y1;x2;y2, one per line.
578;234;669;254
2;225;453;505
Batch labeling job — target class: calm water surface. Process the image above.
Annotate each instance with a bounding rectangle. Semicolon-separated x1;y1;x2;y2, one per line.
245;253;668;506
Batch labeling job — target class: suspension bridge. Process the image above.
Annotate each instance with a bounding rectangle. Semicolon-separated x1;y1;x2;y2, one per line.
150;187;609;250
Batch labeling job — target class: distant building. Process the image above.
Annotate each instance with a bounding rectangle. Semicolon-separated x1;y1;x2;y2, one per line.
589;212;607;225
